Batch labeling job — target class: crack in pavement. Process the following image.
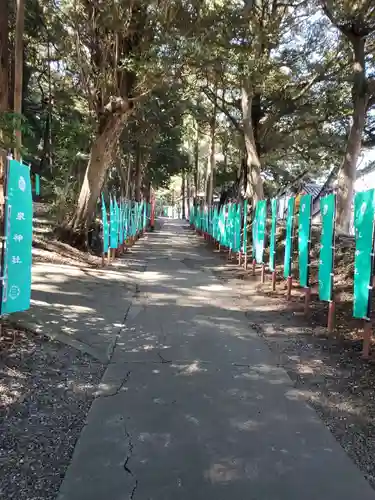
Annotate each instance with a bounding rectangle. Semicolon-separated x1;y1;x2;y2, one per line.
106;301;134;362
123;417;138;499
97;370;131;399
129;480;138;500
157;352;172;364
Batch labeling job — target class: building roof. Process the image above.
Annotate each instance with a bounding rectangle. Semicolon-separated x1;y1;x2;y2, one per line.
302;182;323;199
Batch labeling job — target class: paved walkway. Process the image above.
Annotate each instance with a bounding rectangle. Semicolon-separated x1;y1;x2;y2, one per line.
13;257;145;363
57;220;375;500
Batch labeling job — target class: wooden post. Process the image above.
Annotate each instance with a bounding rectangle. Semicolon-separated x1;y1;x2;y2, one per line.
261;263;265;283
327;300;335;333
244;253;248;270
304;287;311;316
238;252;241;266
271;270;276;291
362;320;372;359
252;258;256;276
286;276;292;301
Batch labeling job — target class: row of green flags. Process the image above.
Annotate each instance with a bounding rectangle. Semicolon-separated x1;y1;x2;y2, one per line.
101;195;150;253
189;202;248;256
191;188;375;322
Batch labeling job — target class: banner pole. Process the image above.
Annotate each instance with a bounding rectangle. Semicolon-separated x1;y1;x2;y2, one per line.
327;300;335;333
304;287;311;316
286;271;293;299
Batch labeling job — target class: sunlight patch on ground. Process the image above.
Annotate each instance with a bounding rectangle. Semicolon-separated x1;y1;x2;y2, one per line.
172;360;207;375
230;418;263;432
205;458;244;483
140;271;172;283
197;284;231;292
138;432;171;448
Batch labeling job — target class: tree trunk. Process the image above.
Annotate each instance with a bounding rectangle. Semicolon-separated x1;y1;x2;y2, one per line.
0;0;8;115
206;82;217;204
336;36;368;233
193;124;199;198
39;106;51;175
134;141;142;202
241;84;264;204
14;0;24;161
181;171;186;219
65;112;128;244
125;154;131;199
0;0;9;207
114;144;128;194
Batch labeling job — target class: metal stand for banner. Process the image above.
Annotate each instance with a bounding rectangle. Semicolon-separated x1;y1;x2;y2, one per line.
261;263;265;283
244;253;248;270
252;258;256;276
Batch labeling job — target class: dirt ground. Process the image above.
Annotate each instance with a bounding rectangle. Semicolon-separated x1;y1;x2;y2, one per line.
0;324;104;500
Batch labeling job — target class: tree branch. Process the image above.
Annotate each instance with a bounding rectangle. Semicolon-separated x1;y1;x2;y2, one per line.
202;86;242;132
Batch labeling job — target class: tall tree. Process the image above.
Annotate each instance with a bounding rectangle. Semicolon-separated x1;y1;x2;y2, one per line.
206;77;218;204
322;0;375;232
0;0;9;177
14;0;25;161
60;0;196;244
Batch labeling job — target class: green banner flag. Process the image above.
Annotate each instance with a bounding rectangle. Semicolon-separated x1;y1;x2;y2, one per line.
109;196;117;249
353;189;375;319
242;200;248;255
318;194;336;301
269;198;277;272
1;159;33;314
254;200;267;264
235;204;241;252
283;197;295;278
101;194;109;253
119;202;124;244
298;194;312;287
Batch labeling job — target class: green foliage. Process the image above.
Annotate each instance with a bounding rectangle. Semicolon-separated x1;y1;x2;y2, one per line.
2;0;375;214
